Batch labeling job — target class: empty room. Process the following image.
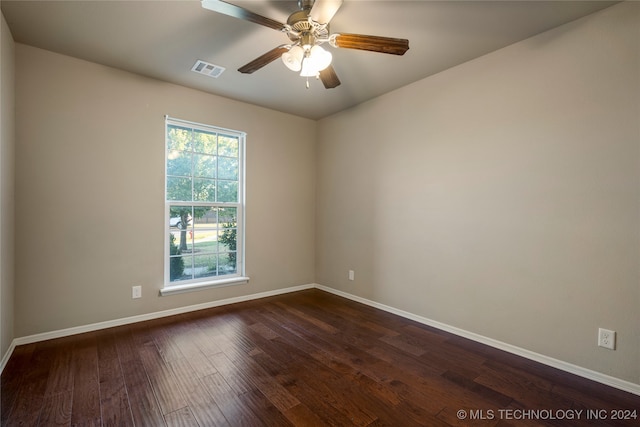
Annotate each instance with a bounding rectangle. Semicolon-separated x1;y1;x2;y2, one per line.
1;0;639;425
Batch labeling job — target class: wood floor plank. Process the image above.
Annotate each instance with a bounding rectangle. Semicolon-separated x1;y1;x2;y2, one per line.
137;342;188;416
152;323;187;364
441;370;513;408
3;339;62;425
248;348;359;427
475;362;574;410
208;334;301;413
96;330;134;427
70;335;102;427
200;372;266;427
3;289;640;427
38;390;73;427
282;403;329;427
167;357;230;427
4;392;44;426
274;301;340;334
43;339;75;397
249;322;280;340
237;389;294;427
163;407;199;427
207;350;255;395
114;328;166;427
0;343;36;425
379;334;429;357
217;346;301;413
249;338;381;426
419;338;489;376
167;321;218;378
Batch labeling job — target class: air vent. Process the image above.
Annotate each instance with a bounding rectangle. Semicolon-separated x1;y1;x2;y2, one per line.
191;60;226;78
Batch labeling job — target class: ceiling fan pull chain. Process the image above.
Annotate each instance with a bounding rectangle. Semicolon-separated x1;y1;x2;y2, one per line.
306;77;310;89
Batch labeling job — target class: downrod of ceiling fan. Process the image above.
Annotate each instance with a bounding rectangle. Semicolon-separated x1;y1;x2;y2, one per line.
299;0;315;11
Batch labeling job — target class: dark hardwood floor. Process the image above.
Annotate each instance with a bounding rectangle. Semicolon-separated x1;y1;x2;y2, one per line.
2;289;639;426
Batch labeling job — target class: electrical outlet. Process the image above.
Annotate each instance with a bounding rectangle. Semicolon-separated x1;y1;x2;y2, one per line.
132;285;142;299
598;328;615;350
348;270;355;281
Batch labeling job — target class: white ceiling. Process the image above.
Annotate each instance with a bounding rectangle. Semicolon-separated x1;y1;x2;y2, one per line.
1;0;617;120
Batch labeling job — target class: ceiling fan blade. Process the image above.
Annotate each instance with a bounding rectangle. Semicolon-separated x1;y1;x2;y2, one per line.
319;65;341;89
333;33;409;55
201;0;285;31
238;45;289;74
310;0;343;24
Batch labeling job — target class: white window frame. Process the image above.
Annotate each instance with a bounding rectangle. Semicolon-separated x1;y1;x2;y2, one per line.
161;116;248;296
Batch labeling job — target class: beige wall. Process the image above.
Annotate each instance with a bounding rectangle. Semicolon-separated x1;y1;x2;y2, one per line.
1;13;16;359
317;2;639;383
14;44;316;337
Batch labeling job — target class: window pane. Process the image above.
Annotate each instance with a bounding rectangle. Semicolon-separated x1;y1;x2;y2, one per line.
217;227;236;252
193;207;218;226
173;229;192;255
218;253;237;275
217;181;238;202
169;206;192;229
217;210;237;266
218;135;239;157
193;254;218;279
194;154;217;179
193;130;217;155
217;157;238;180
169;255;189;282
218;207;237;223
167;150;191;177
167;125;191;151
193;179;216;202
167;177;192;201
191;229;218;254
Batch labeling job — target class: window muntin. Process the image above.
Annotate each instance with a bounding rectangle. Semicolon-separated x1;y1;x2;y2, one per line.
165;117;245;287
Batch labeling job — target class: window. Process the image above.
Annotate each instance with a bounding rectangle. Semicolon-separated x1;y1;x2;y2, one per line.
163;116;247;294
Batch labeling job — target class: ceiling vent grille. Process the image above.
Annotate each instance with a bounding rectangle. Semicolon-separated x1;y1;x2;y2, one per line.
191;60;226;78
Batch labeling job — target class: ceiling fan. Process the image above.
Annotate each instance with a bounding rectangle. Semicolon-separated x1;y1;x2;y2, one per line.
201;0;410;89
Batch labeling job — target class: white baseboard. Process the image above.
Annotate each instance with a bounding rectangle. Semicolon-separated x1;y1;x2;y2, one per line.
0;340;16;374
2;282;639;397
314;284;640;396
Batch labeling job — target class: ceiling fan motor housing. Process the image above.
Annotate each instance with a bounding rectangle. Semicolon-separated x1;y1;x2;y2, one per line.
286;6;330;45
288;10;312;32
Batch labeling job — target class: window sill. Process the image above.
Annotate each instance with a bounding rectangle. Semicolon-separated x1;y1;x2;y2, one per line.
160;276;250;296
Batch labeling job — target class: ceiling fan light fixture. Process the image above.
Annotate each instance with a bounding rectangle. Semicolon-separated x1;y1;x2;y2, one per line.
309;45;332;71
299;56;318;77
299;44;332;77
282;45;304;71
